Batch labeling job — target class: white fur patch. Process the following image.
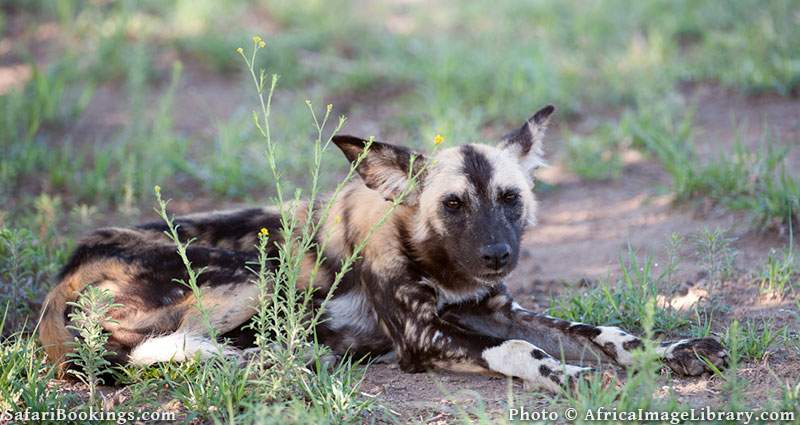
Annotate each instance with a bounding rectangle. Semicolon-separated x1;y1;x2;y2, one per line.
499;116;550;173
481;339;590;392
128;332;239;366
325;289;376;335
594;326;640;366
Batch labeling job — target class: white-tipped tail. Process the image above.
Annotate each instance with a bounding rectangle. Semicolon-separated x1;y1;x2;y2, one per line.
128;332;239;366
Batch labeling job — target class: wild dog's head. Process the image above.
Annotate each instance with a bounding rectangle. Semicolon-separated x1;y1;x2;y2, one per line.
333;105;554;290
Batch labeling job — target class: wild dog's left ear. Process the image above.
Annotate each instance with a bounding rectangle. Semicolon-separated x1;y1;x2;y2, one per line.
333;135;426;204
499;105;555;173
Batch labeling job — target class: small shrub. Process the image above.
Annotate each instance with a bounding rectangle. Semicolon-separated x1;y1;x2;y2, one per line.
724;319;779;362
0;226;64;332
66;286;120;404
692;227;738;285
760;248;797;298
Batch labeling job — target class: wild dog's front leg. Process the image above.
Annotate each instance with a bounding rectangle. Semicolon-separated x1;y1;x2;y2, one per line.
441;285;728;375
512;308;729;375
376;283;591;392
481;340;593;392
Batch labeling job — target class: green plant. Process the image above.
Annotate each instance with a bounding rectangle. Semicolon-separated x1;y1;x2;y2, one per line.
688;306;714;338
136;36;428;423
169;357;253;422
623;103;697;199
65;286;121;404
233;38;424;421
0;328;69;422
760;248;797;298
692;227;738;285
775;380;800;420
550;247;689;334
626;105;799;232
0;225;64;332
724;319;779;362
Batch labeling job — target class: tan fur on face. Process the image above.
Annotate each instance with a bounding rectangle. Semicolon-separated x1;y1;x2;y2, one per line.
412;147;470;241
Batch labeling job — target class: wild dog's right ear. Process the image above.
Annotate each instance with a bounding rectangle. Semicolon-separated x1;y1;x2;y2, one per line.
499;105;555;173
332;135;426;203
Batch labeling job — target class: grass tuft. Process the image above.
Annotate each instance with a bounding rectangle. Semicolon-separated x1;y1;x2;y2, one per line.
550;247;689;334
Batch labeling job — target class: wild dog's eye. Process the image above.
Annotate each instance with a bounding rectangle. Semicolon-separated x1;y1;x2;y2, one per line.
443;197;463;210
501;191;519;204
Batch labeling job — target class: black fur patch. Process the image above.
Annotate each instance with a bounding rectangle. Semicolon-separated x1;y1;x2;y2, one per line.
602;342;617;358
623;339;643;351
460;145;494;198
568;323;602;339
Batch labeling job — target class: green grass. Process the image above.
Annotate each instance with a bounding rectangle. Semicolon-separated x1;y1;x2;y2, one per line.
724;319;782;363
549;247;689;334
0;223;67;333
692;226;738;285
0;329;72;422
563;300;688;424
760;248;798;298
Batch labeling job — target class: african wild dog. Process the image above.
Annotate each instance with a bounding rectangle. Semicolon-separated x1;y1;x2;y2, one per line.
39;105;728;391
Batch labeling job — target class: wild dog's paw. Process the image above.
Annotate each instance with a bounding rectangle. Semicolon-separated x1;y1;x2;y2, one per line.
484;340;596;393
523;364;595;393
659;337;728;376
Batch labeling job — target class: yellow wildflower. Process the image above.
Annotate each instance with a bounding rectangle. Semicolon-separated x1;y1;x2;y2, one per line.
154;185;161;195
252;35;263;45
433;134;444;145
259;227;269;237
334;215;342;224
236;47;244;54
258;41;266;48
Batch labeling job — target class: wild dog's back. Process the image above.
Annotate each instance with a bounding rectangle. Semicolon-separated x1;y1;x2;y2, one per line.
38;206;296;370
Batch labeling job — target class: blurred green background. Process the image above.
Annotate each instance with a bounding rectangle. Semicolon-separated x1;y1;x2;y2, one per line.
0;0;798;327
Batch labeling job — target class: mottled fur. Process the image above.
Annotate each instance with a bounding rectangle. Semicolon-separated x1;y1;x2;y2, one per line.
40;105;727;391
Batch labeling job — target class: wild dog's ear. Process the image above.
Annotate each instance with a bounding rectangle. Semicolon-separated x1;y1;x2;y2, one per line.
499;105;555;173
333;135;426;203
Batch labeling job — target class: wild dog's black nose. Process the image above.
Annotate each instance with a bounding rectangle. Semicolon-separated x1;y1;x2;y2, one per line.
480;243;511;270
